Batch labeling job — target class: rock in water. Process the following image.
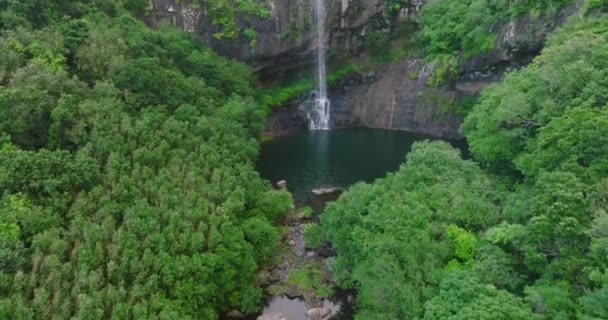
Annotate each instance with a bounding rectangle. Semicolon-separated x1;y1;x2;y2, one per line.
311;187;342;196
306;307;331;320
257;312;287;320
304;292;323;309
276;180;287;189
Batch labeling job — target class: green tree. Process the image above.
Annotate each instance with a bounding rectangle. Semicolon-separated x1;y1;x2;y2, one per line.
516;107;608;184
423;270;535;320
525;279;577;319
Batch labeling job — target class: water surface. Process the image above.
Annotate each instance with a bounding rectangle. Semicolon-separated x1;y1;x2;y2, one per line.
258;128;466;206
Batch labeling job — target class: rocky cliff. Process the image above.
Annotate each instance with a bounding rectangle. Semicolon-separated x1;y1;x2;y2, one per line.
148;0;579;138
149;0;427;76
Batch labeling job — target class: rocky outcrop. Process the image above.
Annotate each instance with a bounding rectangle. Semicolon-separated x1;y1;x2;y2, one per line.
459;4;579;76
276;180;288;189
311;187;342;196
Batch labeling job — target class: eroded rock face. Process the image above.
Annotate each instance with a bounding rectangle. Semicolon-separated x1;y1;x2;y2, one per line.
265;106;309;137
331;58;462;138
459;3;579;74
149;0;302;76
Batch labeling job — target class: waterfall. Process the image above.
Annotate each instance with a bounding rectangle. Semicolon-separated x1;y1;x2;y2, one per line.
308;0;330;130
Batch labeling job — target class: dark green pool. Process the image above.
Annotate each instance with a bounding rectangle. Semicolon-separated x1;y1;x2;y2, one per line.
257;128;467;206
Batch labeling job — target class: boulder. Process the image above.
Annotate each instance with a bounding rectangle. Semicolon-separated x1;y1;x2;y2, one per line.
303;292;323;309
259;270;272;286
276;180;287;189
306;307;331;320
284;284;303;299
257;313;287;320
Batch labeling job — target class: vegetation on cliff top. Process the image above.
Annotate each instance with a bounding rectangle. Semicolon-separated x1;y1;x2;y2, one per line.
417;0;574;86
420;0;574;58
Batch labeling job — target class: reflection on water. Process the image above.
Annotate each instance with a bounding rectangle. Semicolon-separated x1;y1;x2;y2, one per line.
263;296;337;320
247;294;354;320
258;128;466;206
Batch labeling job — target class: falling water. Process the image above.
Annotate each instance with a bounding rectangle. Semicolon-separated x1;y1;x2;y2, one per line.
309;0;330;130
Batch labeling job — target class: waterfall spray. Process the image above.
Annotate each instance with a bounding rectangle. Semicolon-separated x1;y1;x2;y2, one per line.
309;0;330;130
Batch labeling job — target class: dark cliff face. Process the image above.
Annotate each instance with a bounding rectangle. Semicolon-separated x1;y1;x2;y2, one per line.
149;0;578;138
148;0;308;76
266;58;462;138
148;0;426;77
331;59;463;138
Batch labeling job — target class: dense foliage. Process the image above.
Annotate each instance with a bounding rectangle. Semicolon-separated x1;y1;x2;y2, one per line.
0;1;292;319
462;16;608;174
321;141;509;319
321;11;608;320
2;1;608;319
200;0;269;40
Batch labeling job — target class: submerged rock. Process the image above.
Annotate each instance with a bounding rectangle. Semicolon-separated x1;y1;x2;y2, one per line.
306;307;331;320
257;313;287;320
